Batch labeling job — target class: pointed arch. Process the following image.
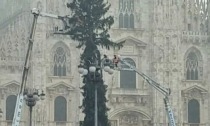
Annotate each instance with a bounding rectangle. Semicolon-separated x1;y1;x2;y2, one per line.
109;108;151;126
109;107;151;120
184;47;203;80
184;47;202;60
124;13;129;28
51;41;71;76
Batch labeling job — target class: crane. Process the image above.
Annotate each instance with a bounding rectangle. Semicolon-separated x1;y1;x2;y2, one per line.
12;8;70;126
119;57;176;126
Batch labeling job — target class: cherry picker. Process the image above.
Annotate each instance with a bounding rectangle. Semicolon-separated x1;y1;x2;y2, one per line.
118;56;176;126
12;8;70;126
12;7;176;126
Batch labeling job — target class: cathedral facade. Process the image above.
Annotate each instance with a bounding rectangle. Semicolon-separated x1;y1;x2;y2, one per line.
0;0;210;126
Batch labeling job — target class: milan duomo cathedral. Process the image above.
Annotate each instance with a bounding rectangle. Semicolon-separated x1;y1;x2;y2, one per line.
0;0;210;126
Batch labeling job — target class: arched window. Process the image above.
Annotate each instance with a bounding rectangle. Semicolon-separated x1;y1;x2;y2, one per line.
119;0;135;28
130;14;134;28
54;96;67;122
124;13;129;28
119;13;124;28
52;42;71;76
120;58;136;89
186;52;198;80
200;23;204;32
54;47;67;76
185;47;202;80
185;47;203;81
188;99;200;124
6;95;17;120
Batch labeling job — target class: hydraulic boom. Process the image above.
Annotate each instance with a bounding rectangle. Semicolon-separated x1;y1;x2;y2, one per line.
12;8;70;126
119;58;176;126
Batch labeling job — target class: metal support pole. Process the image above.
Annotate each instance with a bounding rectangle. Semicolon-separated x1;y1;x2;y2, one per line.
95;85;98;126
12;12;38;126
29;106;32;126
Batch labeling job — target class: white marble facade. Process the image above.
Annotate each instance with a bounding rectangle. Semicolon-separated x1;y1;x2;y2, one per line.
0;0;210;126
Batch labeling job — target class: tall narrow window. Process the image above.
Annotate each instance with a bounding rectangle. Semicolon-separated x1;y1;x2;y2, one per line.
200;23;204;32
54;96;67;122
6;95;17;120
119;0;135;28
186;52;198;80
120;58;136;89
185;47;203;80
54;47;66;76
188;99;200;125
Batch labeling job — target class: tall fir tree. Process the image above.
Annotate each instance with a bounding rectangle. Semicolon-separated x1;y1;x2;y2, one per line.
66;0;123;126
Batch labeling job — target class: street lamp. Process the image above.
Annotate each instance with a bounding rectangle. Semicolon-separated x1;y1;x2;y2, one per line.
78;52;114;126
78;55;114;76
23;88;45;126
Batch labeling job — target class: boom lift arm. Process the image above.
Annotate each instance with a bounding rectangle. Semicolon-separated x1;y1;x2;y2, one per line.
12;8;70;126
119;58;176;126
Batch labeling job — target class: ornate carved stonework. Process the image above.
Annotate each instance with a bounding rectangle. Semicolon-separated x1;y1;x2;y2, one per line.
1;81;20;95
0;88;5;99
190;89;202;98
121;46;134;53
110;95;149;107
110;120;117;126
182;31;208;46
116;36;147;53
5;83;19;94
111;111;150;126
55;85;70;94
0;10;30;74
136;97;147;106
47;81;75;96
50;41;71;76
181;85;208;100
119;114;139;125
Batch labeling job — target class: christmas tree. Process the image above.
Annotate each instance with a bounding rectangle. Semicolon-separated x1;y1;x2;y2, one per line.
66;0;123;126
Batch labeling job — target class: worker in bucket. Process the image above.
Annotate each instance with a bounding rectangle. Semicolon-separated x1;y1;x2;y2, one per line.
113;55;120;68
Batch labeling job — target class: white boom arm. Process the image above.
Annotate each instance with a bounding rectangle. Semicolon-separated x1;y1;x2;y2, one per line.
12;8;69;126
120;59;176;126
